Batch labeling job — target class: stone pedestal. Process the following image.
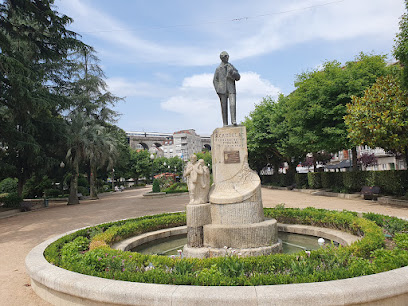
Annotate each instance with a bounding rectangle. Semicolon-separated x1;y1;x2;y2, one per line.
183;126;281;258
186;203;211;248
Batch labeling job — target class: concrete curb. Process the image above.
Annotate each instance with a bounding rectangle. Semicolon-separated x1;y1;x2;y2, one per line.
142;192;188;198
378;196;408;207
26;223;408;305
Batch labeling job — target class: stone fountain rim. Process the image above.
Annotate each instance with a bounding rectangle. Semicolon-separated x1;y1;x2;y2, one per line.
26;221;408;305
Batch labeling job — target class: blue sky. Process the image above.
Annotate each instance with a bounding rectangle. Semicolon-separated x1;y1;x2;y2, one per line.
56;0;405;136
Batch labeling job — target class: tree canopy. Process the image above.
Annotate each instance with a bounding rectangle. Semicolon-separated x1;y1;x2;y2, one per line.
345;75;408;158
244;53;392;172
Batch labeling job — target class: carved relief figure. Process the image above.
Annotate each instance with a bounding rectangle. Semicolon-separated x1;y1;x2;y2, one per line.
213;51;241;126
184;155;210;204
196;159;210;203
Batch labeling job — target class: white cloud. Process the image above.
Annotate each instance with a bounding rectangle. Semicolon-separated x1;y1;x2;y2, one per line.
106;77;173;98
57;0;404;66
160;72;280;133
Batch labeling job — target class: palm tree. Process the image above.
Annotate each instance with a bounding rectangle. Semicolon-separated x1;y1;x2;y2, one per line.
65;112;96;204
87;128;118;199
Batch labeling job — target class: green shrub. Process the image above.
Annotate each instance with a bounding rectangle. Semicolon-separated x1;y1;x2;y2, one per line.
394;233;408;250
295;173;308;188
152;179;160;193
342;171;363;193
77;186;89;196
163;182;188;194
45;188;61;198
0;178;18;194
307;172;322;189
23;175;52;198
321;172;334;189
78;175;89;188
369;170;407;196
0;192;23;208
364;212;408;236
155;176;174;190
43;208;408;286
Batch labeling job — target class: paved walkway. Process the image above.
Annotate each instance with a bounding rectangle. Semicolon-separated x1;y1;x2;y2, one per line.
2;187;408;305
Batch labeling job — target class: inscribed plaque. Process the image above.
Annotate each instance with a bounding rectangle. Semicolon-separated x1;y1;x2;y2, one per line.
224;151;240;164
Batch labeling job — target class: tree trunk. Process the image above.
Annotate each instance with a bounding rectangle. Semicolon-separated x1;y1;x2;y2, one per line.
68;157;80;205
352;147;358;171
89;160;98;200
17;172;25;197
404;146;408;170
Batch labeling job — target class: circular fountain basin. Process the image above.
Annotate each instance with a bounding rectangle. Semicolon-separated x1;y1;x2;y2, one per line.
130;232;334;255
26;223;408;305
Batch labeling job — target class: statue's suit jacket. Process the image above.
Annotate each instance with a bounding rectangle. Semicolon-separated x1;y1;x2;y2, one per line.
213;63;240;95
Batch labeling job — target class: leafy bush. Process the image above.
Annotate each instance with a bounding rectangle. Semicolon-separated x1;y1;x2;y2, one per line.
42;208;408;286
321;172;334;189
263;170;408;197
163;182;188;194
77;186;89;196
78;175;89;188
0;178;18;194
152;179;160;193
155;176;174;190
295;173;308;189
0;192;23;208
45;188;61;198
363;213;408;236
307;172;322;189
23;176;52;198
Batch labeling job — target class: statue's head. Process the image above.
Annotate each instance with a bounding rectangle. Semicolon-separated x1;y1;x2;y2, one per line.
190;155;198;163
220;51;229;63
198;159;205;165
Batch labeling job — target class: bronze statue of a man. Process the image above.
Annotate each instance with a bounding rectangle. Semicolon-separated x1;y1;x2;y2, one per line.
213;51;240;126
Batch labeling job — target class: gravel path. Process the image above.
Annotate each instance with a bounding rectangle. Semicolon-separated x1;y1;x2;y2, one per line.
1;186;408;305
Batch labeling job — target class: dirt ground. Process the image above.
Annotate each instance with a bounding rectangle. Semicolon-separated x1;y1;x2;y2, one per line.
1;186;408;306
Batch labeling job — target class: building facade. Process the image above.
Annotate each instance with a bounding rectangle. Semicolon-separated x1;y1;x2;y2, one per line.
327;146;406;171
126;130;209;161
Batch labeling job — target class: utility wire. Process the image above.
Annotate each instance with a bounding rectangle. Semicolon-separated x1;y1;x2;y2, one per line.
77;0;345;34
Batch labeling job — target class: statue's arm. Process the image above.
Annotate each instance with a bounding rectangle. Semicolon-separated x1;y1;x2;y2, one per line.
213;68;219;88
184;164;192;176
228;64;240;81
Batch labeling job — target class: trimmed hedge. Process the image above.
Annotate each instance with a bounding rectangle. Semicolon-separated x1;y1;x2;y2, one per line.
0;192;23;208
163;182;188;194
262;170;408;196
152;179;160;193
43;207;408;286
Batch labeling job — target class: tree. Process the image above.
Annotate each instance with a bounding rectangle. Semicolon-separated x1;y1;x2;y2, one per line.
358;153;378;170
285;54;390;170
243;97;286;173
394;0;408;88
87;128;117;199
128;149;151;185
345;75;408;162
67;45;120;121
65;112;100;204
0;0;82;195
64;45;121;200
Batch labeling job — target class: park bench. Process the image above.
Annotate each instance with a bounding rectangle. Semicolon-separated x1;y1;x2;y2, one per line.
77;193;83;200
361;186;380;200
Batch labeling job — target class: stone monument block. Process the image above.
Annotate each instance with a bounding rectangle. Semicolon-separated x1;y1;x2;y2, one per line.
183;125;282;258
209;126;260;205
203;219;278;248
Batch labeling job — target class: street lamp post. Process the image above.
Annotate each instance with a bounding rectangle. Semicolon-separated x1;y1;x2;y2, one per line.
112;168;115;191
